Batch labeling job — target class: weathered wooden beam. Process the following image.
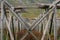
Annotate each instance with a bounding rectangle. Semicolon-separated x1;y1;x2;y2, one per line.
1;1;4;40
0;3;60;9
0;9;27;13
0;3;60;13
53;5;57;40
0;10;9;13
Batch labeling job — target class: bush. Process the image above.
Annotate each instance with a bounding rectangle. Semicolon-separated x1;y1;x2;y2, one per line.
17;30;48;40
57;27;60;36
57;27;60;40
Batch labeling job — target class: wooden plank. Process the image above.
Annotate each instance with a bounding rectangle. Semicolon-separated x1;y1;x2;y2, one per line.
0;3;60;13
1;1;4;40
0;0;60;13
0;3;60;10
53;5;57;40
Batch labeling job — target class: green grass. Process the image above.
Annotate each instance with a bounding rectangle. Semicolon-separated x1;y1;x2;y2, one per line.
22;9;44;19
0;9;60;19
22;9;60;19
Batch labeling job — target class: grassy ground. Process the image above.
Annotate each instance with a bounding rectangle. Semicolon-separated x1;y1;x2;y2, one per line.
22;9;42;19
22;9;60;19
0;9;60;19
3;27;60;40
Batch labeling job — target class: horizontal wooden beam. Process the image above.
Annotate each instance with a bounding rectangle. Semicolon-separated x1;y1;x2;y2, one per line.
0;3;60;13
0;3;60;9
14;3;60;9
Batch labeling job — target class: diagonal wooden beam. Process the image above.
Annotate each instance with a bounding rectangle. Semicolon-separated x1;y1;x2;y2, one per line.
30;0;60;31
41;11;53;40
21;0;60;39
4;0;30;29
1;0;60;40
3;1;38;40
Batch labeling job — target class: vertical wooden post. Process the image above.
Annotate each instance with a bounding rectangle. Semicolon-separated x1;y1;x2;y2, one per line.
11;16;16;40
17;13;20;31
1;1;4;40
53;5;57;40
6;31;8;40
39;10;42;32
40;14;43;33
45;8;51;40
20;22;22;31
41;11;53;40
42;9;44;33
40;9;43;33
18;20;20;31
49;11;54;40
